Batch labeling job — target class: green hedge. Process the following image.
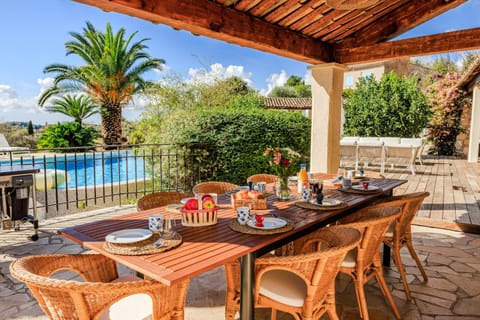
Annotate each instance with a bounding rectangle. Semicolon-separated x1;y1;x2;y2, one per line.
152;108;311;185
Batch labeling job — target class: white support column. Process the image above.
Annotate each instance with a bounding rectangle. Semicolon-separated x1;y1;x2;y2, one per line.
308;63;346;174
468;85;480;163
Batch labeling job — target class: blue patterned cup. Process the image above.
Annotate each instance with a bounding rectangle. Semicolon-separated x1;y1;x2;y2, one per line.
148;214;164;234
237;206;250;225
301;188;312;202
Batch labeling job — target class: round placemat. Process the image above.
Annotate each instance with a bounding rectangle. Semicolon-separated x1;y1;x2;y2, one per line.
295;200;348;211
104;232;182;255
228;218;294;235
338;187;383;194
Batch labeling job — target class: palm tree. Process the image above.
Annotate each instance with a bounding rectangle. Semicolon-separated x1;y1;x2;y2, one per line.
46;94;98;127
38;22;164;146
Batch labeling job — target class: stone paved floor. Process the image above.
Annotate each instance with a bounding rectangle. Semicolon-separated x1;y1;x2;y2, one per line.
1;205;479;319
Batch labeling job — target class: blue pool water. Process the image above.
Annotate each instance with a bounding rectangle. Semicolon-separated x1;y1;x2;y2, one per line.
1;151;149;189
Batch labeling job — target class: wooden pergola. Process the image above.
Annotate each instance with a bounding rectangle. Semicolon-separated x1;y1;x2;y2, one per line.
74;0;480;172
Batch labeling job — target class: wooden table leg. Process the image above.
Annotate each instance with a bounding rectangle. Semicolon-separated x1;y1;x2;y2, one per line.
240;253;255;320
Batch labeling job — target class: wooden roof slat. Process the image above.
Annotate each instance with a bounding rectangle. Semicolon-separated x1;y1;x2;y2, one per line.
296;7;355;35
263;0;306;24
249;0;289;17
234;0;263;12
335;28;480;65
276;1;325;27
327;0;407;42
341;0;467;46
308;9;371;40
287;4;332;31
74;0;477;65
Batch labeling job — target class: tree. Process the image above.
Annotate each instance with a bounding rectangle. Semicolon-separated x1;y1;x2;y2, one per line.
432;56;458;75
269;86;298;97
343;72;431;137
38;22;164;146
27;121;34;135
268;75;311;97
136;76;307;186
46;95;98;126
461;51;480;72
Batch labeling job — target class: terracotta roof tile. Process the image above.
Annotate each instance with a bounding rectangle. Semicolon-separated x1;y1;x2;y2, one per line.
263;97;311;110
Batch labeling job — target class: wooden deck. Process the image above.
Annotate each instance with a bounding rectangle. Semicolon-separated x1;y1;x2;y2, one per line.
376;155;480;233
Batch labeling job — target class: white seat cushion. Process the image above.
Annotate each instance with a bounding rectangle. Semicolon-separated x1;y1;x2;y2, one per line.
259;270;307;307
341;248;357;268
98;274;153;320
400;138;422;147
384;221;395;237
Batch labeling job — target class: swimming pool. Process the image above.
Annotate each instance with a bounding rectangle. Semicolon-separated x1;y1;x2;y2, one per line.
1;151;149;189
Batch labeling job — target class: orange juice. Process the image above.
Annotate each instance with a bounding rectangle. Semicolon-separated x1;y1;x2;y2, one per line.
297;163;308;193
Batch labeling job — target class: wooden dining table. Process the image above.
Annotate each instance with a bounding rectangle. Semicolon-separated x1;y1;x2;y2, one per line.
59;175;406;320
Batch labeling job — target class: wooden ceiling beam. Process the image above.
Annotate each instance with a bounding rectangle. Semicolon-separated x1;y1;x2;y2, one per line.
73;0;332;64
341;0;467;46
335;28;480;64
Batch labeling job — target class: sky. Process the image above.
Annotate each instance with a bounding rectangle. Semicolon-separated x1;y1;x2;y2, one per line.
0;0;479;125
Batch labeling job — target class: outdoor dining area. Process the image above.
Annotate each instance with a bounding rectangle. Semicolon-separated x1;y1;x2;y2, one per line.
1;167;469;320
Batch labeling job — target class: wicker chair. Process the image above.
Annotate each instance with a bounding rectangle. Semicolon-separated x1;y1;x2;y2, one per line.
10;254;190;320
137;191;193;211
224;227;362;320
337;205;402;320
374;191;430;300
360;170;385;179
192;181;238;195
246;174;278;184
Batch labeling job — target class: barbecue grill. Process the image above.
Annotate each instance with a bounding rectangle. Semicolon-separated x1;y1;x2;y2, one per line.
0;165;40;241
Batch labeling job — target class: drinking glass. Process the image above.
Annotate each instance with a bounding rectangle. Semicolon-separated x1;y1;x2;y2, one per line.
162;217;177;239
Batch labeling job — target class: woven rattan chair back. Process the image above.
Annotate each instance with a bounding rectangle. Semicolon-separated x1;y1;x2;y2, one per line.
361;170;385;179
137;191;193;211
10;254;189;320
337;205;402;320
246;174;278;184
192;181;238;195
225;227;361;320
375;191;430;300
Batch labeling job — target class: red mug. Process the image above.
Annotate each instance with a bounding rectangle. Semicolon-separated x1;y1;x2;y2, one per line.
362;181;370;190
255;213;264;227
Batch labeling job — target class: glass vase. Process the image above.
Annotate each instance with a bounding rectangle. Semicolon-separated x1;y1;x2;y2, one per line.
276;176;291;200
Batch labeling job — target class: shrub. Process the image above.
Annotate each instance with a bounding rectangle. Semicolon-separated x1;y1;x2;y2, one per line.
142;108;311;186
423;73;469;155
37;122;100;150
343;72;431;137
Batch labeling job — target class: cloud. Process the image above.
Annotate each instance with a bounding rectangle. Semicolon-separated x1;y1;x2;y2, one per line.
153;63;171;74
260;70;288;96
186;63;253;86
304;70;312;85
0;79;72;124
0;84;39;113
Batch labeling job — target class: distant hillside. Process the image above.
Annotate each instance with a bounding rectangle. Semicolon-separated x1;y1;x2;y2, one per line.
5;121;43;130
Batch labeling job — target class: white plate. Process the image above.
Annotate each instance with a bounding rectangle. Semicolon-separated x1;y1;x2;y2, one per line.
181;197;196;204
309;198;343;206
351;185;380;191
105;229;152;244
247;217;287;230
235;186;249;190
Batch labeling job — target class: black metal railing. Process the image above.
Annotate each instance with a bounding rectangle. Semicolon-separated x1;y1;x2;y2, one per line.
0;144;208;219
